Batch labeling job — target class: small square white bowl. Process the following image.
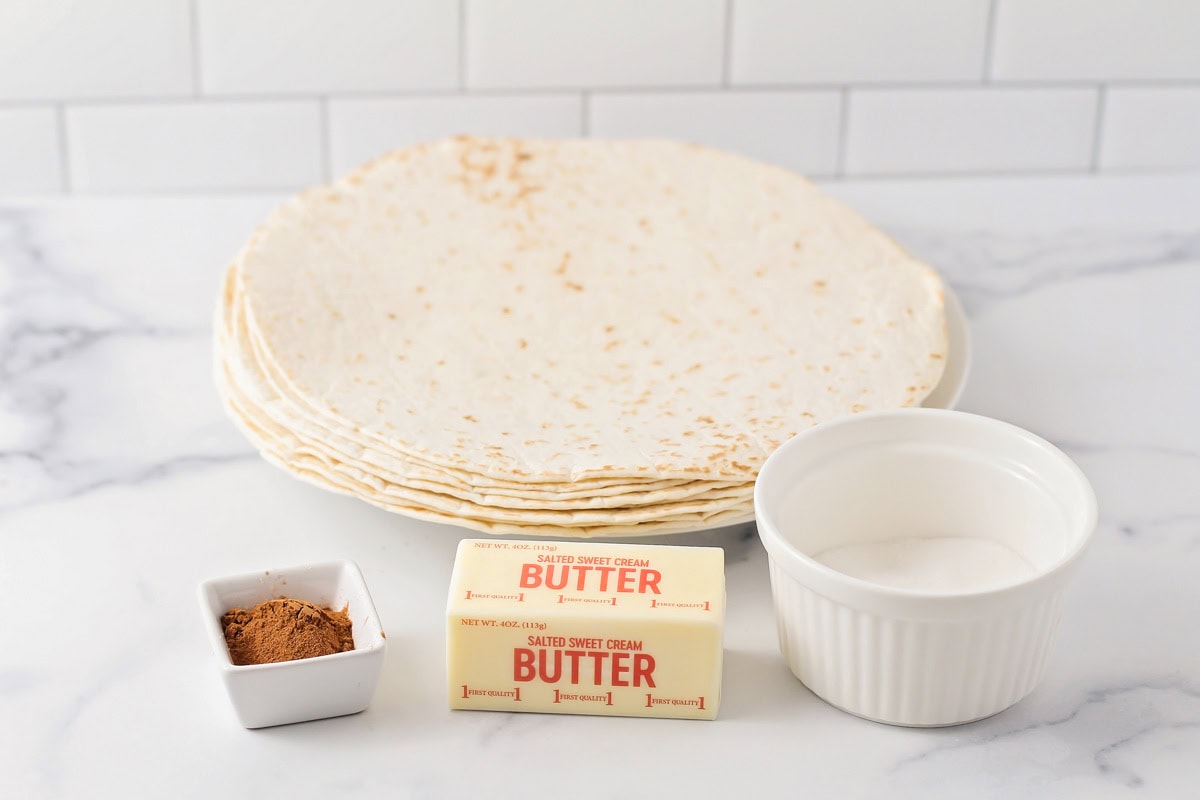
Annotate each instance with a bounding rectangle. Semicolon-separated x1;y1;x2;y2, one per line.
198;560;387;729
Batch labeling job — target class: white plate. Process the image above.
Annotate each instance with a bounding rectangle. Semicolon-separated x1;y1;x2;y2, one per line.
920;284;971;411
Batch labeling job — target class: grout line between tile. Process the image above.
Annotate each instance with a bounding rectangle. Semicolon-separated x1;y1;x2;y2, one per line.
189;0;202;96
836;88;850;177
53;167;1145;197
319;97;332;181
65;185;311;197
722;0;735;87
55;104;71;192
580;91;590;136
823;166;1109;182
3;80;1200;109
1090;85;1108;173
0;94;327;109
982;0;998;82
458;0;468;91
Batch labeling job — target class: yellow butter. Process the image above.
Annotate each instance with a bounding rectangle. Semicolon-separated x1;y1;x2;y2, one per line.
446;539;725;720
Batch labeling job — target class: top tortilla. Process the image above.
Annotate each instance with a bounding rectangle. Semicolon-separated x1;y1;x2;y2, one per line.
236;137;946;483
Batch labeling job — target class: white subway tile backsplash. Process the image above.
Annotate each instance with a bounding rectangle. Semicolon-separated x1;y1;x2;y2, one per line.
845;89;1098;175
0;0;192;100
0;107;62;193
992;0;1200;81
0;0;1194;193
66;102;323;191
1101;88;1200;171
197;0;459;94
731;0;990;84
328;95;583;175
589;90;841;175
464;0;725;89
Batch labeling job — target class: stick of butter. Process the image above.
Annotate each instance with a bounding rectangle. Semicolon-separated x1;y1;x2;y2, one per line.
446;539;725;720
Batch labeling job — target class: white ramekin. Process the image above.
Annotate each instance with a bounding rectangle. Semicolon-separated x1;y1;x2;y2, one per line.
754;410;1097;727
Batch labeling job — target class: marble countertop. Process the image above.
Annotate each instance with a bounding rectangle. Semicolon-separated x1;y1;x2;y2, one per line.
2;174;1197;798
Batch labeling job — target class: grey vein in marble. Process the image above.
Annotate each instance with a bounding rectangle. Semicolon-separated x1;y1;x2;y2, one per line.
891;679;1200;790
0;207;252;513
891;228;1200;312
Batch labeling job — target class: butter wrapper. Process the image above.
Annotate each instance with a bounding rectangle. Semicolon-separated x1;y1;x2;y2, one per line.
446;539;725;720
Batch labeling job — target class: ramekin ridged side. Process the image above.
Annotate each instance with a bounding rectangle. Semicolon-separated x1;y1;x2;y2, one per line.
768;559;1067;726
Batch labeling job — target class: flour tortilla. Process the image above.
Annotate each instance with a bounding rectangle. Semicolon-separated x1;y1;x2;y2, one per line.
218;299;754;523
219;265;715;497
265;446;755;537
224;354;752;516
218;265;753;511
234;137;946;484
250;417;753;526
222;363;755;536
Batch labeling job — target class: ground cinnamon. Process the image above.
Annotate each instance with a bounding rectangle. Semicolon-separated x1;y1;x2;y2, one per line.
221;597;354;666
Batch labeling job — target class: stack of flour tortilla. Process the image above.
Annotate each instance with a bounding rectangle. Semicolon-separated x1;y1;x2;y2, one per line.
215;137;947;537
